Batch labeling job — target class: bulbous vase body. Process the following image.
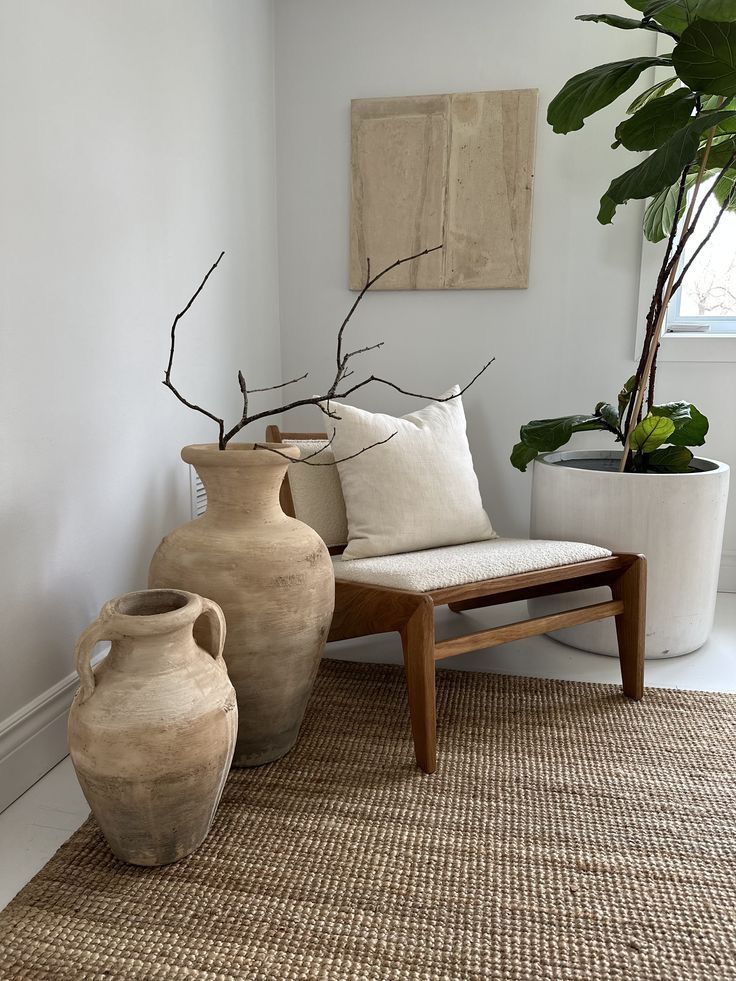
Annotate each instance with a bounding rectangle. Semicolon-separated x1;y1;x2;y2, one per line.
68;589;237;866
149;443;335;766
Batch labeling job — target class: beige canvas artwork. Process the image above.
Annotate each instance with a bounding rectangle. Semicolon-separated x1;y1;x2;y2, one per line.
350;89;538;290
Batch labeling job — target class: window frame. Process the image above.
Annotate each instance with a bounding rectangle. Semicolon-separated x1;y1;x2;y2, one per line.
636;230;736;363
667;280;736;335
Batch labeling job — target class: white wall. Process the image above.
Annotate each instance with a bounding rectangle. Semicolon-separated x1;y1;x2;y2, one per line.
0;0;280;758
274;0;734;565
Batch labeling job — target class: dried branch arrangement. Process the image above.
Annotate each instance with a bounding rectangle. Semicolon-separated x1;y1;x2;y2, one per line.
164;246;494;460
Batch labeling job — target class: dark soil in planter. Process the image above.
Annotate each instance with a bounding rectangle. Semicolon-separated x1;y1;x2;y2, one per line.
553;456;712;474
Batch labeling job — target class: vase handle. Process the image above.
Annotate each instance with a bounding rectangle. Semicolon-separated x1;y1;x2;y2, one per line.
198;597;227;667
74;607;118;704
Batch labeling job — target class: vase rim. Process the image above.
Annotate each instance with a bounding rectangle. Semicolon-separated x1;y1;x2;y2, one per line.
181;442;300;468
103;588;203;635
536;449;729;477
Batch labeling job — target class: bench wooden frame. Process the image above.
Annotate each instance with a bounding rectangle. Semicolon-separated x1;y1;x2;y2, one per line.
266;426;646;774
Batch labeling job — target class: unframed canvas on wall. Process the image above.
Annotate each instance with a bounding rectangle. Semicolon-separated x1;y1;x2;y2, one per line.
350;89;538;291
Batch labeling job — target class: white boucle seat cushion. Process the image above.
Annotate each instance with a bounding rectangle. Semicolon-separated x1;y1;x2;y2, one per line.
333;538;612;592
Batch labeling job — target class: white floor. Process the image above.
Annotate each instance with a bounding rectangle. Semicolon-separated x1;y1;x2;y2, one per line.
1;592;735;912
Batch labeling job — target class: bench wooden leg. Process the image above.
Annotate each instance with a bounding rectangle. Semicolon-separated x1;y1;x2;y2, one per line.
611;556;646;700
400;598;437;774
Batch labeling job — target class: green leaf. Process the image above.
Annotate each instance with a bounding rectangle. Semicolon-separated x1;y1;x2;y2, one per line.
685;0;736;21
650;401;709;444
626;0;689;32
576;12;672;32
598;109;736;222
618;376;637;418
646;445;694;471
548;56;672;134
510;414;609;472
673;21;736;96
643;170;699;241
713;168;736;208
519;414;605;451
701;93;736;110
628;76;679;114
614;89;697;150
641;0;736;29
510;441;539;473
630;413;676;452
696;134;736;168
597;402;622;432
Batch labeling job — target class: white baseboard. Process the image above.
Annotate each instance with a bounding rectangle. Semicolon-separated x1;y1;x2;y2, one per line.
0;671;80;813
720;550;736;593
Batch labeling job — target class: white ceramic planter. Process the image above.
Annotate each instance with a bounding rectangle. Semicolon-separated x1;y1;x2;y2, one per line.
529;450;729;658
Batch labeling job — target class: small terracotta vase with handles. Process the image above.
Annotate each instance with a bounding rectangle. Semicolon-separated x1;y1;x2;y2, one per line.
68;588;237;867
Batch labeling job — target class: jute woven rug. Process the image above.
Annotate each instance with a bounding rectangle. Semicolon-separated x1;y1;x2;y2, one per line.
1;660;735;981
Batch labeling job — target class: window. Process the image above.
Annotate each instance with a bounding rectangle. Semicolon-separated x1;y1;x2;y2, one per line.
665;177;736;336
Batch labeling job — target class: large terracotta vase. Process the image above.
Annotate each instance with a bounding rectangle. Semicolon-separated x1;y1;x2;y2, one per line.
68;588;237;866
149;443;335;767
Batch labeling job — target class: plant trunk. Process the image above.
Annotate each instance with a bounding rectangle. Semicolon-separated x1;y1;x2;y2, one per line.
619;125;718;472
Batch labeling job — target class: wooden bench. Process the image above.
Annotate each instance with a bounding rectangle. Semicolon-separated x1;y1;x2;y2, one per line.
267;425;646;774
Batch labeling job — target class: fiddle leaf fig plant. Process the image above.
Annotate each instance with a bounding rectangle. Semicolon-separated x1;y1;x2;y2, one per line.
512;0;736;474
511;375;709;473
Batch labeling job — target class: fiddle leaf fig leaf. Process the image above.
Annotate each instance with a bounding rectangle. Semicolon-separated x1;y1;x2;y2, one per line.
684;0;736;21
577;13;673;32
548;56;673;134
598;109;736;223
597;402;622;432
519;415;605;450
701;94;736;112
697;133;736;168
673;21;736;96
643;171;699;240
626;0;689;32
638;0;736;29
713;168;736;208
618;376;637;418
614;88;697;150
650;401;709;444
510;441;539;473
630;413;676;453
510;415;609;472
646;445;694;471
627;76;679;114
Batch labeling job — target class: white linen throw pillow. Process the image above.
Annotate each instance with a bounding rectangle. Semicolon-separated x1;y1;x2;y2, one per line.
328;386;496;560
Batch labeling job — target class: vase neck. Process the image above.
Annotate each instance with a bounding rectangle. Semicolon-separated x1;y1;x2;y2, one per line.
107;625;195;675
196;459;288;523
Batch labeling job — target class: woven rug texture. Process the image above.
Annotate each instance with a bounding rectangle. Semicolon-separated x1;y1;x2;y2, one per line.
0;659;735;981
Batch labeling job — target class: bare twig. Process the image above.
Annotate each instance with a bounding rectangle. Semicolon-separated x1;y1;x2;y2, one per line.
253;430;398;466
164;245;493;456
163;251;227;447
343;342;385;362
337;357;496;401
296;431;337;460
247;372;309;394
332;245;443;391
238;370;248;423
